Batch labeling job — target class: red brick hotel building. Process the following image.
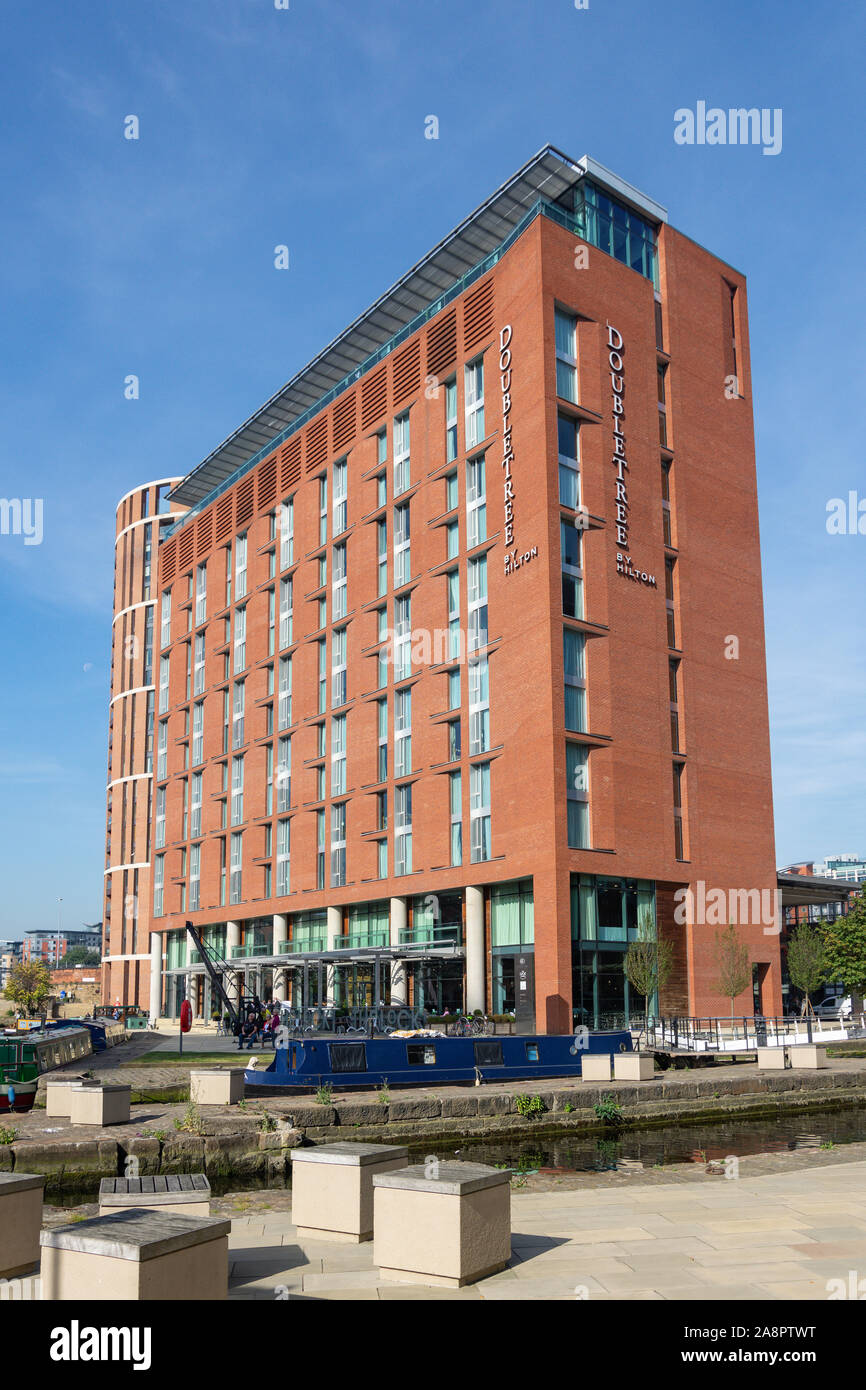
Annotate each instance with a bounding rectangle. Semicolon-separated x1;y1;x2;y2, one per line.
102;146;781;1031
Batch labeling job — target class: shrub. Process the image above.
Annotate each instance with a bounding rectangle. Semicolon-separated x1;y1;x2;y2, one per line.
173;1102;203;1134
514;1093;546;1119
0;1125;19;1145
314;1084;333;1105
593;1094;624;1125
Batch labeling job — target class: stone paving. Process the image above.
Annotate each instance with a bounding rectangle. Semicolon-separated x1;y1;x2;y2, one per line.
221;1154;866;1301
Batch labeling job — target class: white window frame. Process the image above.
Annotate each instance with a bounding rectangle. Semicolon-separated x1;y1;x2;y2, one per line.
465;358;485;449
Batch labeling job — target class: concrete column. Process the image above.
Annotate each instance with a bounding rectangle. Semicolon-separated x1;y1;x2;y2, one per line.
226;921;241;1008
465;886;485;1014
389;897;407;1006
148;933;162;1025
273;914;287;1002
326;906;342;1006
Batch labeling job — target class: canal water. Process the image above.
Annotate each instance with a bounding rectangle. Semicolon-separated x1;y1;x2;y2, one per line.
45;1105;866;1205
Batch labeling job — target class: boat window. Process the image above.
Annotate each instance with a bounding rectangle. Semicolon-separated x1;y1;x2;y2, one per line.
473;1040;503;1067
407;1044;437;1065
328;1042;367;1072
525;1043;540;1062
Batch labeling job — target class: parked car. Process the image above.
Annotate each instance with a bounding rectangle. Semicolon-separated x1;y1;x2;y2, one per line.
813;995;852;1020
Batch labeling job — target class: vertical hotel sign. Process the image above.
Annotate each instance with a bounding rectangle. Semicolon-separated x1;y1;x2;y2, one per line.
608;323;656;588
500;324;538;577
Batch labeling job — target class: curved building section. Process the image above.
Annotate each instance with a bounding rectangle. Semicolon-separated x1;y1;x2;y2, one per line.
102;480;185;1016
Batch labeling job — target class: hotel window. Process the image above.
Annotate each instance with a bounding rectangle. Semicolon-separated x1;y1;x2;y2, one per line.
331;802;346;887
317;639;327;714
316;810;326;889
377;838;388;878
276;818;290;896
331;713;347;795
558;412;580;510
224;543;232;608
184;640;192;699
561;520;584;620
155;785;166;849
376;519;387;597
221;690;230;755
466;454;487;549
446;471;458;512
195;563;207;626
395;688;412;777
467;555;488;653
563;628;587;732
157;720;168;780
231;755;244;826
377;427;388;467
447;718;461;762
189;843;200;912
158;654;170;713
655;295;665;352
566;743;590;849
191;706;204;772
333;457;348;537
265;743;274;815
160;590;172;648
376;790;388;831
447;569;461;661
144;691;154;773
278;655;292;730
377;698;388;782
318;476;328;546
332;542;347;620
234;606;246;673
555;308;578;404
191;770;202;837
267;587;275;657
395;784;412;876
657;364;668;446
279;498;294;570
143;527;152;599
394;411;410;497
332;626;347;707
469;762;491;863
232;679;245;749
229;832;243;904
445;378;458;461
661;459;673;547
394;596;411;681
235;533;248;600
468;656;490;754
394;503;410;587
279;577;293;649
376;608;388;689
153;854;164;917
570;181;658;284
669;659;681;753
665;558;677;648
446;519;459;559
193;632;205;696
450;771;462;866
448;667;461;712
465;358;485;449
673;762;685;860
218;837;226;906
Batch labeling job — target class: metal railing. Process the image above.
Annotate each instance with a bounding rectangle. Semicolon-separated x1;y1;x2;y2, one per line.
645;1014;857;1052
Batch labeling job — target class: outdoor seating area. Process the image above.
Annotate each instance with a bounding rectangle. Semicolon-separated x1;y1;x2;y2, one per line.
289;1141;408;1242
99;1174;212;1218
40;1209;231;1301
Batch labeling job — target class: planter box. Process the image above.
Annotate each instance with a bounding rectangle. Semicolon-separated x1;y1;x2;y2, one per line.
756;1047;789;1070
70;1084;131;1127
613;1053;655;1081
580;1054;613;1082
0;1172;45;1278
373;1162;510;1287
189;1069;246;1106
290;1142;408;1242
790;1044;829;1069
99;1174;211;1218
40;1210;230;1301
45;1079;98;1118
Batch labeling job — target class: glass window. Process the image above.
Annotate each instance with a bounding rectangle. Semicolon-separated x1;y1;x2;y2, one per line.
445;378;457;461
333;457;348;537
566;743;589;849
561;521;583;620
563;628;586;732
558;413;580;510
555;309;578;403
394;412;410;497
466;454;487;549
469;762;491;862
465;358;485;449
394;503;410;587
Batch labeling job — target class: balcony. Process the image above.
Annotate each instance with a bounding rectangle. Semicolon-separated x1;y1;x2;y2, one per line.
398;925;462;952
277;938;327;955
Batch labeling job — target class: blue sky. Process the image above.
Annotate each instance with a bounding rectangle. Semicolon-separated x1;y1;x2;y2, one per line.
0;0;863;936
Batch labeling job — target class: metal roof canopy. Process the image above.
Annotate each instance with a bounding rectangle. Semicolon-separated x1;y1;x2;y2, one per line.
173;943;463;973
169;145;665;509
777;871;858;910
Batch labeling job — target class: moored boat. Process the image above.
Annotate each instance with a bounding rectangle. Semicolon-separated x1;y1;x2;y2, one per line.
245;1029;633;1092
0;1026;94;1114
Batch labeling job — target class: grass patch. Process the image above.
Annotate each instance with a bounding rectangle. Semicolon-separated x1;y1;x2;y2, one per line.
126;1052;248;1067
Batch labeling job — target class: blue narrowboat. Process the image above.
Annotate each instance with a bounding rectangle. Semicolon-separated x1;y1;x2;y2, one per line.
245;1030;633;1092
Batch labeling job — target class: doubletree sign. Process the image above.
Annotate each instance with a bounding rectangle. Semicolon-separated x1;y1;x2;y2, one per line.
500;324;539;577
608;324;657;589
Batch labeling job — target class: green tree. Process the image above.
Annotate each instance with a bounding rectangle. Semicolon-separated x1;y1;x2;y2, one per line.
714;922;751;1019
4;961;52;1016
820;892;866;997
57;946;101;969
624;910;673;1044
785;922;827;1014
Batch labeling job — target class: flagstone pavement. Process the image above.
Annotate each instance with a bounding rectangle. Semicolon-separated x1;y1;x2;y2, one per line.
225;1157;866;1301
